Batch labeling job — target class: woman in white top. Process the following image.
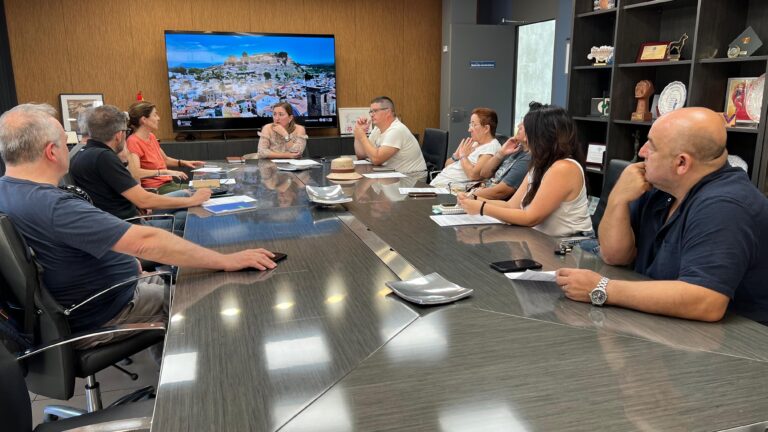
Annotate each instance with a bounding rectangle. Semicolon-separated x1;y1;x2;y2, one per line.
458;105;593;237
430;107;501;187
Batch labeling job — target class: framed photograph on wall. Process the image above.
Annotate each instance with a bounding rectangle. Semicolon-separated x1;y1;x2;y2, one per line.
338;107;369;135
724;78;757;126
59;93;104;133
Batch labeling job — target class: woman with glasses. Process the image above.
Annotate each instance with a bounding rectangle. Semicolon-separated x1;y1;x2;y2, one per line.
256;102;308;159
429;107;502;188
458;105;593;237
126;101;204;194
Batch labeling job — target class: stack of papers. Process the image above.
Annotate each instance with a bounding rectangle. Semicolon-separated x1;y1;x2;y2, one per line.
272;159;321;166
191;167;224;173
202;195;257;215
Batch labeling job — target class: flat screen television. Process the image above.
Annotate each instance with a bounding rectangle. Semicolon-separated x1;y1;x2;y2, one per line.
164;31;337;132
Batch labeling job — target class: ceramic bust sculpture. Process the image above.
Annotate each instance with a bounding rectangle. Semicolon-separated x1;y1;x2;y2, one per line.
631;80;654;122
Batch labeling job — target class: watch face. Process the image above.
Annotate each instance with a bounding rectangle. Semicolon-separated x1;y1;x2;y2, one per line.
591;289;607;305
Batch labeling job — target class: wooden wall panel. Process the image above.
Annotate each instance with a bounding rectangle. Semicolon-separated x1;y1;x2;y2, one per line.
4;0;71;106
4;0;441;142
403;0;442;137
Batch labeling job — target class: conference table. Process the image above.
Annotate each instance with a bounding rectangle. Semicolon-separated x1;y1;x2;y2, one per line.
151;159;768;431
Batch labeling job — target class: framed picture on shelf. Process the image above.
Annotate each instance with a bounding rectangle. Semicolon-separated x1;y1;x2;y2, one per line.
338;107;370;135
636;42;669;63
59;93;104;133
724;78;757;126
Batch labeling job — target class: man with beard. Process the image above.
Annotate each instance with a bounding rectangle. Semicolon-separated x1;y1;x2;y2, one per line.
69;105;210;233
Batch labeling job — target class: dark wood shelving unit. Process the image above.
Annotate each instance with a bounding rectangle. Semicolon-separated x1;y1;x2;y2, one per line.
573;116;609;122
567;0;768;193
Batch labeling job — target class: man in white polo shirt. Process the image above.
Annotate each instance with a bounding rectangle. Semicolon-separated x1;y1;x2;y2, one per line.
353;96;427;174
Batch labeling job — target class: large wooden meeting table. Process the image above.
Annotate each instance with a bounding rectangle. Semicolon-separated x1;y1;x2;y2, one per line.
151;159;768;431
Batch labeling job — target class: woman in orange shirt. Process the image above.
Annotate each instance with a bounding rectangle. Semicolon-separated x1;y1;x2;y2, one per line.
126;101;204;194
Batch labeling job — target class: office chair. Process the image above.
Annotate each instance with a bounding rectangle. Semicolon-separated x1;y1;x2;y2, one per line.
0;213;166;416
0;341;153;432
591;159;631;233
421;128;449;181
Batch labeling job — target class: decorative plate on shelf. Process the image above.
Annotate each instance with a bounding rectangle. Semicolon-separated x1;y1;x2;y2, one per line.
658;81;687;115
746;73;765;122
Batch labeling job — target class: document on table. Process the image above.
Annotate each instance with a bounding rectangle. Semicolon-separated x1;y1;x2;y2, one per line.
191;167;224;173
363;172;407;179
189;178;236;186
505;270;556;282
289;159;322;166
353;160;372;165
399;187;450;195
429;215;503;226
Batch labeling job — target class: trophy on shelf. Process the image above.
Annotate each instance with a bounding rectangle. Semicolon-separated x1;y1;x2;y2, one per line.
587;45;614;66
666;33;688;61
631;80;654;122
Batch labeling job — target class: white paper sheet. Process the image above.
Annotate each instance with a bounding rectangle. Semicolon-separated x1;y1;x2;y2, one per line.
505;270;557;282
271;159;295;163
191;167;224;173
399;187;450;195
429;215;503;227
363;172;407;179
189;178;237;186
289;159;322;166
353;160;372;165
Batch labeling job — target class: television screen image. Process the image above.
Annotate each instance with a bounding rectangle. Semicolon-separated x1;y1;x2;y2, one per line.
164;31;337;132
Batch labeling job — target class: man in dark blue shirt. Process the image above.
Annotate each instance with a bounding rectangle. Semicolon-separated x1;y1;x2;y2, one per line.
556;107;768;324
0;104;278;347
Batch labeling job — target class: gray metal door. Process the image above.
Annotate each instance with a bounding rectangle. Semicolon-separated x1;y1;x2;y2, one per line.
447;24;515;153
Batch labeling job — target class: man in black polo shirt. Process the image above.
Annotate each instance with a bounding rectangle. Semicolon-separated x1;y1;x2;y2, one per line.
69;105;210;232
556;107;768;325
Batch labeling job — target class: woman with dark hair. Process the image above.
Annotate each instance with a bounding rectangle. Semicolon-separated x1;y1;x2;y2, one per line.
458;105;593;237
126;101;204;194
429;107;501;187
256;101;308;159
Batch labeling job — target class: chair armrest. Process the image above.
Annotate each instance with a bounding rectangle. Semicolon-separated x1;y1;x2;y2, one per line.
124;213;175;225
64;271;172;316
428;169;442;182
16;322;165;360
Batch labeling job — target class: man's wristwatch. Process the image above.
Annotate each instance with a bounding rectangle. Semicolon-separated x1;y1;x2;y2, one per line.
451;154;460;162
284;134;291;141
590;276;610;306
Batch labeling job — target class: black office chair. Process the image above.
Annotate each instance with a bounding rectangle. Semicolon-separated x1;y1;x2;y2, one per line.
591;159;631;233
0;213;166;417
421;128;449;181
0;341;153;432
495;133;509;144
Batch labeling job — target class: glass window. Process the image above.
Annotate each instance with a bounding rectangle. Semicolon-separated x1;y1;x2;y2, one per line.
514;20;556;127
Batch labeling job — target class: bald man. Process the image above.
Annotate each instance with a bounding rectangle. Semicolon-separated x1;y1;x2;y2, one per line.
556;107;768;324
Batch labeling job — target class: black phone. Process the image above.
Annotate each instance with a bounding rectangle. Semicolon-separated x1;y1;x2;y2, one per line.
272;252;287;263
408;191;437;197
372;166;395;172
490;259;542;273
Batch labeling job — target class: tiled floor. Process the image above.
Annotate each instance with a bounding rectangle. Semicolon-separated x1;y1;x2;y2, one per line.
29;347;159;427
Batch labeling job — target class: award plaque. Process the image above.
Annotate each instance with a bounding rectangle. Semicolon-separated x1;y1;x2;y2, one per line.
658;81;687;115
729;26;763;57
637;42;670;62
590;98;610;116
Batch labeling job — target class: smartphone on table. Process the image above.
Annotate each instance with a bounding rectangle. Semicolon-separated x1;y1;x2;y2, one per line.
489;259;542;273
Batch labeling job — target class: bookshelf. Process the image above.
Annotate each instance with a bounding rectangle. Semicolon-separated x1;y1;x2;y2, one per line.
567;0;768;194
